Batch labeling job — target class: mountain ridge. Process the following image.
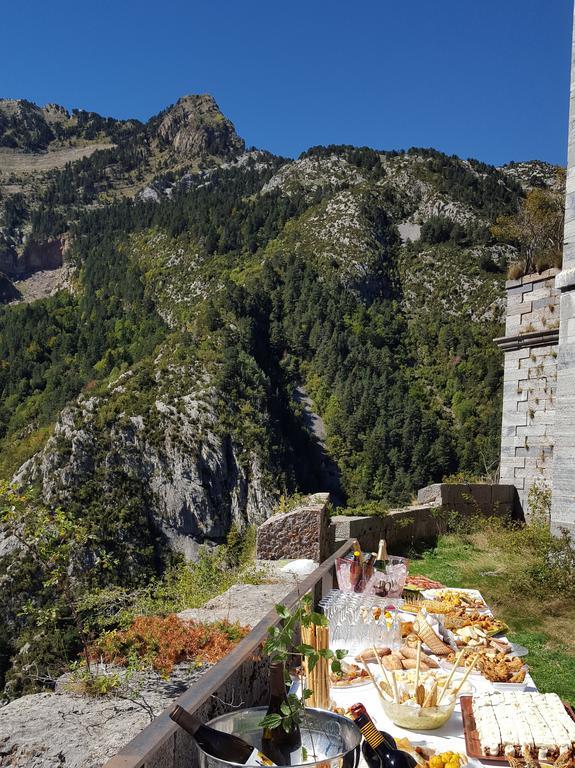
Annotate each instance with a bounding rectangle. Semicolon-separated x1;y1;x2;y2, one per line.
0;92;564;697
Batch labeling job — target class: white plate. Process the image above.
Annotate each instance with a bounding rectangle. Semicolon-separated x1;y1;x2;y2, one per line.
509;642;529;658
422;588;488;606
329;675;372;689
491;680;529;692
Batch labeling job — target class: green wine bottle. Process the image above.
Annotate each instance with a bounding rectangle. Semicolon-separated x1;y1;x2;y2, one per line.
170;705;277;766
262;662;302;765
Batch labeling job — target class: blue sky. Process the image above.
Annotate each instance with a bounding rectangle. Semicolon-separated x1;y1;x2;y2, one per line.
1;0;572;166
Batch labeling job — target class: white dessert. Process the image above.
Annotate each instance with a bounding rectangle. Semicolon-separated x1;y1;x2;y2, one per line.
471;692;575;758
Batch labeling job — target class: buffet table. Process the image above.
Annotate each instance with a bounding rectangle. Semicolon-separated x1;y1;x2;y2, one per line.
298;587;541;766
325;668;537;765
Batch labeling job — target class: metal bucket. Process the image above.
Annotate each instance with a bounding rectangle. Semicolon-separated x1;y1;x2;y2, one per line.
196;707;361;768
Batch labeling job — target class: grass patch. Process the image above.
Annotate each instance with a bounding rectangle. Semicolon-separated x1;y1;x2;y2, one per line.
409;526;575;704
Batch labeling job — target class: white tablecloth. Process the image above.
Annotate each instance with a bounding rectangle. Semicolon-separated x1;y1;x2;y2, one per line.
324;671;537;764
304;588;537;765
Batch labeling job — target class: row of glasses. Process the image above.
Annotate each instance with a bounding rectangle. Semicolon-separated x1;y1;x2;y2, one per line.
319;590;404;656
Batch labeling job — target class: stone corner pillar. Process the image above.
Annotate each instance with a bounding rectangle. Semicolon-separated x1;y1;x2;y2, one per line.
255;492;333;562
494;272;559;518
550;2;575;536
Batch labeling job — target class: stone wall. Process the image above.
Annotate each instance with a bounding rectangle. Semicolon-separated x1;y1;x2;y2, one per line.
331;483;519;554
495;270;559;518
256;492;333;562
551;3;575;537
416;482;520;517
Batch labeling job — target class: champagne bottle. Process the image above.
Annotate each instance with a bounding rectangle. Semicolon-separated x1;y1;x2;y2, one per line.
170;705;277;766
373;539;389;572
262;662;302;766
373;539;390;597
350;703;416;768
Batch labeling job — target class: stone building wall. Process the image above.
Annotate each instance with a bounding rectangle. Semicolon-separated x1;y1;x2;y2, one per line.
495;269;559;517
550;3;575;536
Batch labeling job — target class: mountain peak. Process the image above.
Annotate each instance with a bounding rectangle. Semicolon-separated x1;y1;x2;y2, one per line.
153;93;245;158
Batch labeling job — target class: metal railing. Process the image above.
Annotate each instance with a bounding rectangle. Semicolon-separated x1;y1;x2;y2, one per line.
103;538;354;768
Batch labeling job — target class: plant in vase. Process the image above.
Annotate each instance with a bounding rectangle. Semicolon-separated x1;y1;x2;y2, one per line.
259;594;347;763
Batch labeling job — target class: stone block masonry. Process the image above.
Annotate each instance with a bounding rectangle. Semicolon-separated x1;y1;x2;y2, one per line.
495;269;559;518
332;483;519;554
550;4;575;537
256;492;334;561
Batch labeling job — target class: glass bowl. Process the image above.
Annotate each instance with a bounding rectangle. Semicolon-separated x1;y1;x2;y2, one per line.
379;695;456;730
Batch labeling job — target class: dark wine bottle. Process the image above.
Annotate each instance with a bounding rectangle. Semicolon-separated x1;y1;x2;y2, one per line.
170;705;277;766
350;549;363;592
262;662;302;766
363;553;375;582
350;703;416;768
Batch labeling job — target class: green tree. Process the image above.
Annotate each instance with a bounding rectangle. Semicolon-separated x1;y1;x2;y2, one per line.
492;173;565;276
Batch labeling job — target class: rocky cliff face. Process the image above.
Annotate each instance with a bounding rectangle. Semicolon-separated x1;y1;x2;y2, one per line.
153;94;245;158
15;357;273;559
0;234;17;275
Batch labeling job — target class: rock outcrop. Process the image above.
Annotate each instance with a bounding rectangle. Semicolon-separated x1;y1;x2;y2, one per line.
19;237;65;274
0;274;20;303
0;663;208;768
256;493;333;562
0;235;17;275
154;94;245;159
0;234;64;279
15;362;274;560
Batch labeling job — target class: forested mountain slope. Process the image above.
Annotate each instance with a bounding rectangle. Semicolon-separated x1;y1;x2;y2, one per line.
0;93;563;695
1;96;556;518
1;95;561;519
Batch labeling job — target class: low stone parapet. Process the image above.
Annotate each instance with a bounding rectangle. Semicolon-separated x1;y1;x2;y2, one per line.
331;506;437;554
416;483;521;518
331;483;520;554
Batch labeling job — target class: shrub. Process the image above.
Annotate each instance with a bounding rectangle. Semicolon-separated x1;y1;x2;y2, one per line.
442;471;483;484
334;501;389;517
507;261;526;280
93;615;249;676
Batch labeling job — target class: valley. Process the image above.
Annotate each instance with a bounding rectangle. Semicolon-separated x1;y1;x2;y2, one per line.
0;93;564;701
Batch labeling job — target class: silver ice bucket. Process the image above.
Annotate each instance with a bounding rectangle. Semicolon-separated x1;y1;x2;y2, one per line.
196;707;361;768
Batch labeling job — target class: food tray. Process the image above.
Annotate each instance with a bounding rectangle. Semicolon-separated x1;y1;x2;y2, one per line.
423;588;486;602
329;675;371;689
422;588;490;614
460;696;575;763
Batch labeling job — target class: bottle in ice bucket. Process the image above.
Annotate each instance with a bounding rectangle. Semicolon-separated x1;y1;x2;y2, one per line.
170;705;277;766
350;703;416;768
262;662;302;765
373;539;390;596
373;539;389;572
350;549;363;592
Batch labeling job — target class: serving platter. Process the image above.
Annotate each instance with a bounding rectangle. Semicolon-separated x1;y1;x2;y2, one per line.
460;695;575;764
